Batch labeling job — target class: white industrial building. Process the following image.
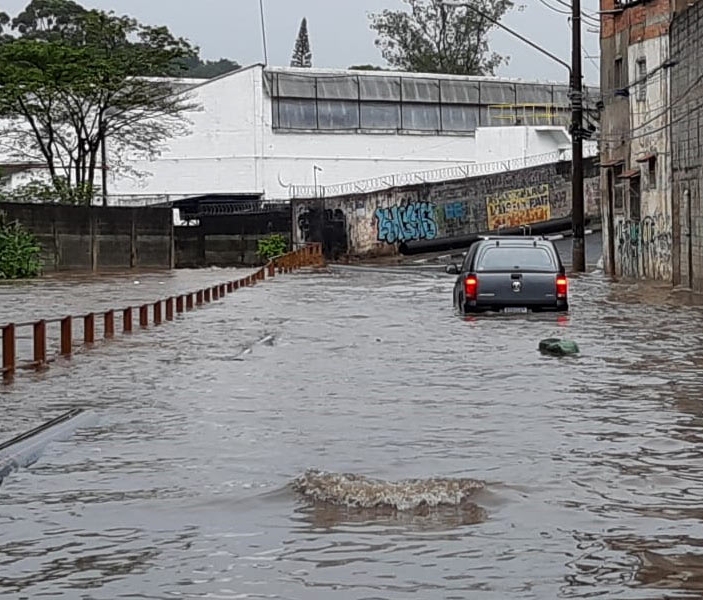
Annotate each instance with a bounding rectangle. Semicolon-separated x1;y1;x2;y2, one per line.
2;64;600;203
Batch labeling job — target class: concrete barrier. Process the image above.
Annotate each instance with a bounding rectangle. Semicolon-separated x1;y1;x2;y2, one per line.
1;243;325;384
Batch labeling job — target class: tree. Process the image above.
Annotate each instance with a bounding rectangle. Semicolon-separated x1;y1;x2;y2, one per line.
349;64;385;71
368;0;513;76
0;0;200;204
0;11;11;42
290;17;312;68
177;56;241;79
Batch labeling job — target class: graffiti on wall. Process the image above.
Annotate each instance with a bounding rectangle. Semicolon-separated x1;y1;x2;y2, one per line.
486;184;551;230
444;202;466;221
615;212;672;279
585;177;601;218
375;200;438;244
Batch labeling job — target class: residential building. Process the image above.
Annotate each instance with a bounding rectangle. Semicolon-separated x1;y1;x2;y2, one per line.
670;0;703;291
599;0;674;282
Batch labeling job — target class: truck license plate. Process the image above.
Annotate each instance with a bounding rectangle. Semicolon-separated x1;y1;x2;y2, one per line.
504;307;528;314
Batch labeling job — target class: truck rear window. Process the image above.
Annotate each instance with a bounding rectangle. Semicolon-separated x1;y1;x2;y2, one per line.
477;247;556;271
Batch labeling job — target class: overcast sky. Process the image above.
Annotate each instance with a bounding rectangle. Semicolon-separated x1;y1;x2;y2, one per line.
3;0;602;85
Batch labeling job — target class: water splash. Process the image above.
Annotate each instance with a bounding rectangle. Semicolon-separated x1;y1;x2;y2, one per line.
292;469;485;511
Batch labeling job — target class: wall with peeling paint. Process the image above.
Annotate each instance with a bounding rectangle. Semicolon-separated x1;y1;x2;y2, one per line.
599;2;672;283
292;158;600;258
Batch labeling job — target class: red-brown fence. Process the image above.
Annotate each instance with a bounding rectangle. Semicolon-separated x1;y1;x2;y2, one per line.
1;243;324;384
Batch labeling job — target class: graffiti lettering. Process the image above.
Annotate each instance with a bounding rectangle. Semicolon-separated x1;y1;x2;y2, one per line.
615;212;672;280
375;201;438;244
486;184;551;230
444;202;465;221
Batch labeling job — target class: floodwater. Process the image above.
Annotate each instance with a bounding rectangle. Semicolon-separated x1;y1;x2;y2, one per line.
2;261;703;599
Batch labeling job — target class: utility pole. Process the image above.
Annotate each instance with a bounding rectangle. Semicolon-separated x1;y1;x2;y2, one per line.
570;0;585;272
441;0;586;271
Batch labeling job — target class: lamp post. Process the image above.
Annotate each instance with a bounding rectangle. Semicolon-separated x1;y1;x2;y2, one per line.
313;164;323;199
259;0;269;65
442;0;586;272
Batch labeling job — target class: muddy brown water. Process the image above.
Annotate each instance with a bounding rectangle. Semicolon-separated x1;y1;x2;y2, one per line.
1;264;703;599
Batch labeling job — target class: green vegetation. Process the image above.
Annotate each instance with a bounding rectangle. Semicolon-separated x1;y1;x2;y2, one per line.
257;234;289;262
177;55;240;79
0;0;209;205
368;0;513;75
290;17;312;68
0;211;42;279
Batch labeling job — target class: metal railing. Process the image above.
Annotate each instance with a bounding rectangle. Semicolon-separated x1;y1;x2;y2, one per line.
288;146;600;199
1;243;325;384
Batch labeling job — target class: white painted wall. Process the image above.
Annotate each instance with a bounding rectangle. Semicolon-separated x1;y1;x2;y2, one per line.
610;35;672;281
108;66;588;202
628;36;671;212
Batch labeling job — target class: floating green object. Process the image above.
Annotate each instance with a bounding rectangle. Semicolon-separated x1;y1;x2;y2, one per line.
539;337;580;356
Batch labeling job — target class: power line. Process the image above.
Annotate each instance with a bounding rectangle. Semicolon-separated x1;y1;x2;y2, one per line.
597;67;703;140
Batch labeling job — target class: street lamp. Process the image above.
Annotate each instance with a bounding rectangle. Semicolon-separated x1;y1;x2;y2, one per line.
258;0;269;65
442;0;586;273
313;164;323;199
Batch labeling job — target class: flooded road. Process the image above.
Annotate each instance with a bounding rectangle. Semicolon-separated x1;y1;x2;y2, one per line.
2;263;703;599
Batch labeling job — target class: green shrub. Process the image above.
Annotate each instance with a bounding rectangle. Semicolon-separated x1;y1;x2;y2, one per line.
0;212;42;279
257;234;288;261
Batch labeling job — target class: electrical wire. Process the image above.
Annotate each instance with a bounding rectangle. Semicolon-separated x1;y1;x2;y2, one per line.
597;68;703;141
538;0;601;26
550;0;602;21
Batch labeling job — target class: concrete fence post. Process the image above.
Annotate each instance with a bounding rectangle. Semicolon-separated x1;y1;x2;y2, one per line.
123;307;133;333
166;298;174;321
84;313;95;345
60;317;72;356
33;320;46;366
176;296;185;313
104;310;115;339
139;305;149;328
154;301;162;325
2;323;16;382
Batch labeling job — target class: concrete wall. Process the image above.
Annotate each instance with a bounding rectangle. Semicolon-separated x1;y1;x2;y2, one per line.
174;209;291;268
0;202;173;272
671;1;703;291
105;66;590;202
292;158;600;258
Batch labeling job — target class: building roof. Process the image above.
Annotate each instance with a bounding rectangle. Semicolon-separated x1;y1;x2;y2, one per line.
169;63;599;98
265;65;572;87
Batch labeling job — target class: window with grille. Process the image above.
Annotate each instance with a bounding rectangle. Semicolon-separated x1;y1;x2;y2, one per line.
636;58;647;102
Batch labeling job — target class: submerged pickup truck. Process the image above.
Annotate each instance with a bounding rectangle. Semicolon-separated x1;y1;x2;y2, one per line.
446;236;569;314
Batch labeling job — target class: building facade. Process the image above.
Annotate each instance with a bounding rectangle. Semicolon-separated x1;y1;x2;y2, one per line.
670;0;703;291
599;0;674;282
102;65;598;203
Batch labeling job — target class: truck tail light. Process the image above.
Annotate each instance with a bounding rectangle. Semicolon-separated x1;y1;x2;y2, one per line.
556;275;568;299
464;275;478;300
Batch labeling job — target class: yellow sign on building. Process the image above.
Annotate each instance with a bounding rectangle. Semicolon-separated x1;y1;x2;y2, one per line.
486;184;551;230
